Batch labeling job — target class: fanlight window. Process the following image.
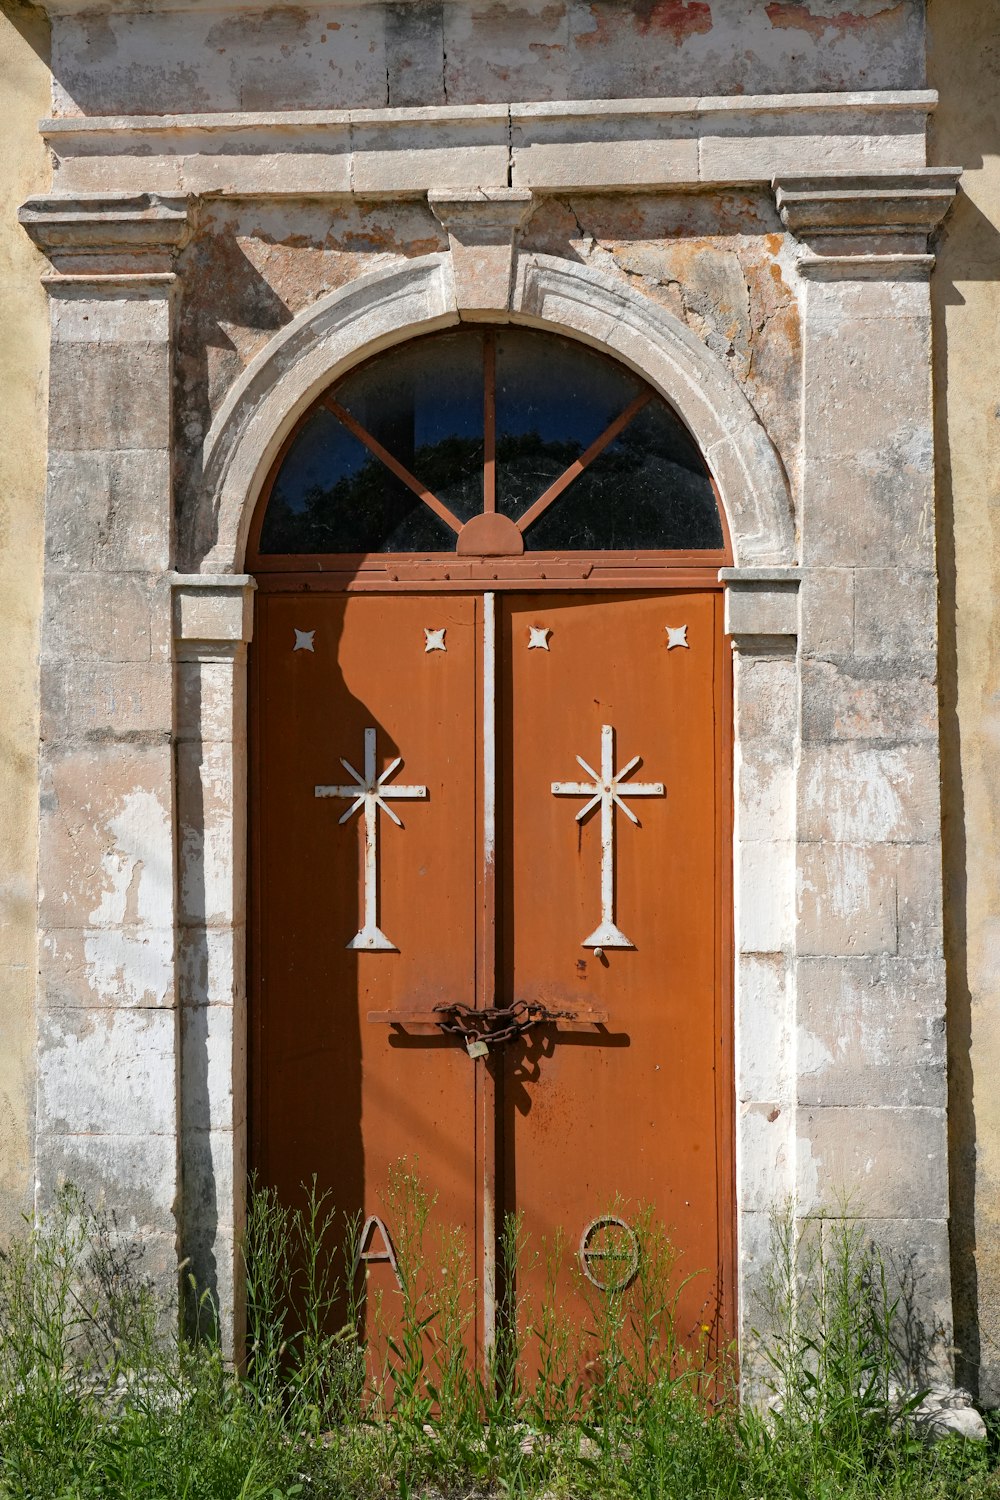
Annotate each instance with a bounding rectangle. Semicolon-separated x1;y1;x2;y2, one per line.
256;328;724;558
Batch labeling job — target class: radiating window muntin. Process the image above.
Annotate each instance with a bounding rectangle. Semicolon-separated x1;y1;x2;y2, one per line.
256;327;724;557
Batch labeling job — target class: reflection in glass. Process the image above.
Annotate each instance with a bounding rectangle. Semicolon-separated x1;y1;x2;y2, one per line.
495;329;643;518
256;326;724;557
337;330;485;524
257;407;455;554
523;400;723;551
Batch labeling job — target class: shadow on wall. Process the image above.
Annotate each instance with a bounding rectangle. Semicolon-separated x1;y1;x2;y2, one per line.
174;219;294;571
4;0;48;63
928;0;1000;1407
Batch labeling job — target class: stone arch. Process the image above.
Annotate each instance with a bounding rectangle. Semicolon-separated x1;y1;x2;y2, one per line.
194;250;796;574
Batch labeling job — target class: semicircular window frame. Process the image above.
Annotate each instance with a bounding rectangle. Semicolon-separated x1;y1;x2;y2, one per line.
248;327;730;569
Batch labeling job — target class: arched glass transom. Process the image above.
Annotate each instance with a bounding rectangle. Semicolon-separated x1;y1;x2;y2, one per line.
253;328;724;561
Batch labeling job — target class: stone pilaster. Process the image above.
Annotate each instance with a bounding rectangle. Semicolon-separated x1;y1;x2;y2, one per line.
173;574;254;1353
776;169;959;1369
21;193;190;1297
721;569;800;1360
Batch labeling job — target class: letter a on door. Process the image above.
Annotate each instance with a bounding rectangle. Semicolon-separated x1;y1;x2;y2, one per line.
353;1214;402;1289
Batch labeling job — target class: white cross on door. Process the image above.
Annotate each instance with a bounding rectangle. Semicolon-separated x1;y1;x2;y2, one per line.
552;723;664;949
315;726;428;951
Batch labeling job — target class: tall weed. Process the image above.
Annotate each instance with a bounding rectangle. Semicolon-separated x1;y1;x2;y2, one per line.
0;1180;992;1499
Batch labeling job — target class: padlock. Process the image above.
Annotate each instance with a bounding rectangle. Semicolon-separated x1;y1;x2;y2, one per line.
465;1036;489;1060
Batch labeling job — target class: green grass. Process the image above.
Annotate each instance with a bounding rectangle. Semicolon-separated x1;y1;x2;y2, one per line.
0;1177;993;1499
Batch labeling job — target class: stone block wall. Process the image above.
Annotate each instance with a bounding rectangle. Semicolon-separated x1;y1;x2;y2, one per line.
36;271;181;1280
46;1;926;117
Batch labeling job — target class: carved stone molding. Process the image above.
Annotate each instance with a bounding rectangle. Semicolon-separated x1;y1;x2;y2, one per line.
39;92;936;198
428;188;535;314
774;168;961;278
18;192;190;282
514;256;796;567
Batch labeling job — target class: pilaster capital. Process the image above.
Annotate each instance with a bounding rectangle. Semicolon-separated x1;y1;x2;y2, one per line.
19;192;190;285
773;168;961;279
171;574;256;660
428;187;535;314
720;567;800;652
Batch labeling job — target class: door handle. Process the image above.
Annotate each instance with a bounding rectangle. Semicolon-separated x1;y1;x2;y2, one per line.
367;998;608;1055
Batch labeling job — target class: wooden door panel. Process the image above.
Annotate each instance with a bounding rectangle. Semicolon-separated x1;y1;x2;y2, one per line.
252;592;479;1307
500;591;729;1341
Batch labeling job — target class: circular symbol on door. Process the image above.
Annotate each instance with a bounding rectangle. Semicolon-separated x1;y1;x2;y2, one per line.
579;1215;640;1292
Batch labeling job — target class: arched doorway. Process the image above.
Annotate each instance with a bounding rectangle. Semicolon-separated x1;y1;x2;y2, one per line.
248;325;734;1359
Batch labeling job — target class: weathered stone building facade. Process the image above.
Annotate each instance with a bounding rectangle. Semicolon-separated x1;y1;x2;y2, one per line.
1;0;999;1405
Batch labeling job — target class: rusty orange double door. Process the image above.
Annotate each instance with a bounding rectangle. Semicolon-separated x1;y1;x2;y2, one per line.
251;585;733;1353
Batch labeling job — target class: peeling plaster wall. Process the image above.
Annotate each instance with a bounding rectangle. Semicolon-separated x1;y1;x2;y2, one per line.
0;2;49;1238
174;198;448;500
49;0;925;117
522;194;803;503
928;0;1000;1406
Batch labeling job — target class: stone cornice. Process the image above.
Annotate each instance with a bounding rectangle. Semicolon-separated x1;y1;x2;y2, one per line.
40;91;935;198
774;168;961;277
775;170;960;237
41;91;937;134
18;192;190;280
